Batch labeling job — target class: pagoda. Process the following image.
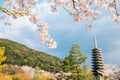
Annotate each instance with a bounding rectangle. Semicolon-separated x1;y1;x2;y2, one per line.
91;37;104;80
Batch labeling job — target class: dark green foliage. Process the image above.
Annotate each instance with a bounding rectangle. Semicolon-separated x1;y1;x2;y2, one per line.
71;65;94;80
62;44;87;72
62;44;94;80
0;38;63;73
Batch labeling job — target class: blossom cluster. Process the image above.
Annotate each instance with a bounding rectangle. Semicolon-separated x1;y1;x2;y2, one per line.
2;0;120;28
0;0;57;48
48;0;120;28
39;22;57;48
0;0;120;48
99;64;120;80
3;0;36;18
104;64;120;79
27;14;57;48
20;65;35;78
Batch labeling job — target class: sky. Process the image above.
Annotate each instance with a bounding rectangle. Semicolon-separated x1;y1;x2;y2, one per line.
0;0;120;67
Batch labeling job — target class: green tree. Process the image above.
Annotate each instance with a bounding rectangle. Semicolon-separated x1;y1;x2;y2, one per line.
63;44;87;80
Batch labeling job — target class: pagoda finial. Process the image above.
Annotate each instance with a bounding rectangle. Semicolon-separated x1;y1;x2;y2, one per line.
94;36;97;48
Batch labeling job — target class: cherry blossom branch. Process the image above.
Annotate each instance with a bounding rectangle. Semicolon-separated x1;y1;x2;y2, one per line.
0;0;120;48
0;0;57;48
49;0;120;29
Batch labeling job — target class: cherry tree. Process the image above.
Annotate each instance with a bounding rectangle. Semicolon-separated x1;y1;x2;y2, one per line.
0;0;120;48
49;0;120;29
99;64;120;80
0;0;57;48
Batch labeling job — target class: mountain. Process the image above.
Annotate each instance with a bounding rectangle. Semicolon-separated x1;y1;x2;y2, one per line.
0;38;63;73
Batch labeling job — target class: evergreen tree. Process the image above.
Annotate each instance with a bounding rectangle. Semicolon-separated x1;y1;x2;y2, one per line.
62;44;87;80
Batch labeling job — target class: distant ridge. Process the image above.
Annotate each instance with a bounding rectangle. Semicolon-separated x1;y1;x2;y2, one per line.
0;38;63;73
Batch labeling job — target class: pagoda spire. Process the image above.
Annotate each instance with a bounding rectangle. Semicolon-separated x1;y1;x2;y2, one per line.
94;36;97;48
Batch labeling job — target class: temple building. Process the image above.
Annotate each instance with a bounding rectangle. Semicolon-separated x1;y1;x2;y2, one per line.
91;37;104;80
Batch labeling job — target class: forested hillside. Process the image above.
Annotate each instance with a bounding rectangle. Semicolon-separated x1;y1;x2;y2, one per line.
0;38;63;73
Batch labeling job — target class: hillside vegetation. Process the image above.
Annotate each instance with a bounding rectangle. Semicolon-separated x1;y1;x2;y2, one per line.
0;38;63;73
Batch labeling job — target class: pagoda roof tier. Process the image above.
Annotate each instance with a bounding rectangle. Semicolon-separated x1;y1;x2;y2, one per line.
92;48;101;51
92;53;102;55
91;62;104;64
92;51;102;54
92;58;103;60
92;64;104;66
92;66;104;69
92;55;102;57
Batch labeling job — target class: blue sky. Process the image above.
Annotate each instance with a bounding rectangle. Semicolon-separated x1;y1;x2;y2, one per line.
0;1;120;66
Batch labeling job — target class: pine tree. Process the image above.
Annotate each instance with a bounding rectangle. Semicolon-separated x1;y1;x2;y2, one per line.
63;44;87;80
69;44;87;70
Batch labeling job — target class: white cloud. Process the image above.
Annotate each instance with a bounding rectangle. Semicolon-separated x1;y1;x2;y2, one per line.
34;1;56;19
0;15;40;47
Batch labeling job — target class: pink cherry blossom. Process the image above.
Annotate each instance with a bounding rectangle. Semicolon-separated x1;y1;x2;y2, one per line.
27;0;38;4
51;5;57;12
1;0;120;48
103;64;120;80
29;14;38;24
